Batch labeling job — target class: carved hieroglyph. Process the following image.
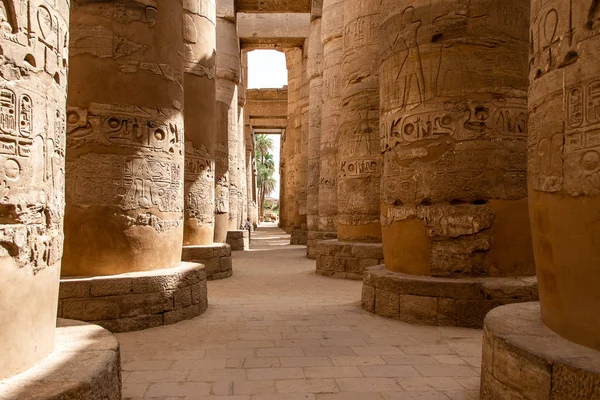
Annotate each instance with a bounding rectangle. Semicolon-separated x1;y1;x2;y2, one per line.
318;0;343;235
214;16;239;242
529;0;600;351
338;0;381;242
0;0;69;379
64;0;185;276
183;0;217;246
380;0;534;278
307;17;323;234
284;47;303;231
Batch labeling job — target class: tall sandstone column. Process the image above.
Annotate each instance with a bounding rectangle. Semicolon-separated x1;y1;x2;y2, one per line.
315;0;385;279
284;47;303;235
306;11;324;258
0;0;69;379
362;0;537;327
480;6;600;396
214;16;239;242
183;0;217;246
317;0;343;241
528;0;600;350
64;0;185;276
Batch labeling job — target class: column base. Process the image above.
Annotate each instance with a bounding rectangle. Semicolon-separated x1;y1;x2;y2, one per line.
306;231;337;259
481;302;600;399
0;319;121;399
58;262;208;333
290;229;308;245
361;266;538;328
227;230;249;251
182;243;233;280
315;240;384;280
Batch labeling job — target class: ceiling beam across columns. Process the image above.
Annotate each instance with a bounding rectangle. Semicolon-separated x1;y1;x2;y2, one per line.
237;12;309;47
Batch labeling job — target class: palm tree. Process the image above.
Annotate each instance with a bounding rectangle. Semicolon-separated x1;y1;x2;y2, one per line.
255;141;277;219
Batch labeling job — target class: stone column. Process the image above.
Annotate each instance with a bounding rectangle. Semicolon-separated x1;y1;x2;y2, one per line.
214;16;239;243
279;130;288;229
362;0;537;327
480;5;600;397
318;0;343;239
64;0;186;276
306;13;324;259
284;47;303;235
0;0;69;379
315;0;384;279
183;0;217;246
291;45;309;245
245;124;257;227
528;0;600;351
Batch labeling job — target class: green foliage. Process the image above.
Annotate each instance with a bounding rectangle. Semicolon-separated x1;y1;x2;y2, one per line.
254;134;277;219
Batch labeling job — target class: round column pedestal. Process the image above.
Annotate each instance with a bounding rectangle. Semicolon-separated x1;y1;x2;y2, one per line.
0;319;121;399
481;302;600;399
290;229;308;246
58;263;208;333
306;231;337;260
361;266;538;328
182;243;233;280
316;240;384;280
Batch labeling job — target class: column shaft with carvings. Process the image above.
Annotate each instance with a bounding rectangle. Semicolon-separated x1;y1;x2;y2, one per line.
0;0;69;379
284;47;303;234
338;0;381;243
360;0;537;328
306;13;325;258
64;0;185;276
318;0;343;239
214;16;239;242
183;0;217;246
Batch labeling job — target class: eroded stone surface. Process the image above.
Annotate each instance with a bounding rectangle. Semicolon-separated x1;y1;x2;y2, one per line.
316;240;384;280
481;303;600;399
338;0;381;243
362;266;538;328
0;0;69;380
64;0;185;276
0;319;121;400
58;263;208;333
379;0;534;278
183;0;217;246
182;243;233;280
528;0;600;351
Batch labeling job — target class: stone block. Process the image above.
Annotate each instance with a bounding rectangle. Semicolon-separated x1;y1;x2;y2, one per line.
212;271;233;280
345;258;360;273
317;256;334;272
216;245;232;258
345;273;363;280
375;289;399;319
456;299;493;328
492;338;552;399
182;246;215;260
220;256;233;271
361;285;375;313
332;257;348;272
359;258;380;271
95;315;164;333
437;298;457;326
399;295;438;325
174;287;193;309
118;291;174;318
350;244;384;259
91;278;132;297
59;280;91;299
202;258;220;276
551;363;600;399
62;299;85;320
482;277;539;301
164;304;202;325
83;298;121;321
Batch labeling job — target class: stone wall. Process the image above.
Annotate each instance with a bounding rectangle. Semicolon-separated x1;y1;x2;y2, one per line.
58;263;208;333
316;241;384;280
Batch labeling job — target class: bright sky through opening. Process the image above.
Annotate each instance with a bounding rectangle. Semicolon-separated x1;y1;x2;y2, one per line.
248;50;288;89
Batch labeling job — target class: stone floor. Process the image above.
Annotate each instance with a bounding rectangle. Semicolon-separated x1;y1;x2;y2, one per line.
118;224;482;400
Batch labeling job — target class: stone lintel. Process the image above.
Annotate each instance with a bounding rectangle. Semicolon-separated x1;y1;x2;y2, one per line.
237;13;310;41
182;244;233;280
315;240;383;280
0;319;121;400
481;302;600;399
236;0;310;13
58;263;208;333
361;266;539;328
